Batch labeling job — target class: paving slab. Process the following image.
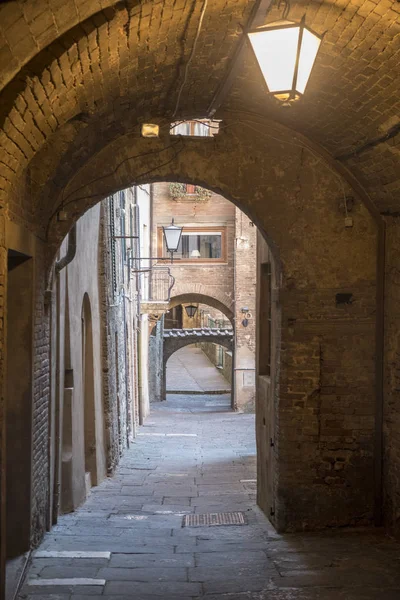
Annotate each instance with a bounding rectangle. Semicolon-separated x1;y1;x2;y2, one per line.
18;395;400;600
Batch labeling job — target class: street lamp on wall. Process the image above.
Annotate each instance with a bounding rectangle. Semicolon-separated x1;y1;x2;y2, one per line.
247;17;323;106
163;218;183;263
185;304;198;319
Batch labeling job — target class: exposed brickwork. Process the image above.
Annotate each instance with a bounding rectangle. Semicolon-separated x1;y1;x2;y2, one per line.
31;241;50;546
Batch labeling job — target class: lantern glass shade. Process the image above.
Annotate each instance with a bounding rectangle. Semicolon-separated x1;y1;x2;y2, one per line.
185;304;198;318
163;219;183;253
247;19;322;103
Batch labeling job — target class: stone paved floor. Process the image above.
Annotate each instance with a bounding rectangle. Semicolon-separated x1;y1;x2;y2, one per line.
19;395;400;599
166;347;231;393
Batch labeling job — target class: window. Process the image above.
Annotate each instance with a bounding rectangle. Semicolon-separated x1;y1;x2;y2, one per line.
170;120;219;137
159;227;226;262
186;184;196;194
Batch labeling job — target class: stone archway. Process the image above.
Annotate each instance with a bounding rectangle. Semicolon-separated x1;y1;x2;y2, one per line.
169;292;234;324
4;125;380;535
162;330;234;402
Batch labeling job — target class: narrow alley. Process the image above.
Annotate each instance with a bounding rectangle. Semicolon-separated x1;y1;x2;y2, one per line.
19;395;400;600
166;347;231;395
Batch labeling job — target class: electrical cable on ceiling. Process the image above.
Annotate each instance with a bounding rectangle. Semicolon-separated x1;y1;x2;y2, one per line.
277;0;290;19
46;140;184;239
172;0;209;119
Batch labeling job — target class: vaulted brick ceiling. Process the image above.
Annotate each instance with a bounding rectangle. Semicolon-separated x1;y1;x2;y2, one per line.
0;0;399;215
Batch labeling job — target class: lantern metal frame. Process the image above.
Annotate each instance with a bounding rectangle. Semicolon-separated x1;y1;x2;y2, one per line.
246;16;324;106
162;218;183;263
184;304;198;319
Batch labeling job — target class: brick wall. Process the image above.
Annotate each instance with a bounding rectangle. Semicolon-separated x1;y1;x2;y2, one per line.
152;182;235;317
31;241;50;545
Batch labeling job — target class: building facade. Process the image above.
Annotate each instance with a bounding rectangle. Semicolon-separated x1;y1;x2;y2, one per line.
149;180;258;411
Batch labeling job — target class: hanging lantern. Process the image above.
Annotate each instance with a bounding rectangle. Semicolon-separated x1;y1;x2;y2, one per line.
163;218;183;262
247;17;323;105
185;304;198;318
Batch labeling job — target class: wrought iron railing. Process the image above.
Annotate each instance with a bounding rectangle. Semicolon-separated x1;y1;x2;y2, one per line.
140;266;175;303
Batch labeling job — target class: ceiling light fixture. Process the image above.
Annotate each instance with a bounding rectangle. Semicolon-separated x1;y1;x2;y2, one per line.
185;304;198;318
247;16;323;106
163;218;183;263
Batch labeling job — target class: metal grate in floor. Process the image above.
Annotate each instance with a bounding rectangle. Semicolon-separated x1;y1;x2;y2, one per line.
183;512;246;527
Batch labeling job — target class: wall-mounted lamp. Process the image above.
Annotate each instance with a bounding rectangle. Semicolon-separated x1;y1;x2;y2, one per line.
163;218;183;263
247;17;323;106
185;304;198;318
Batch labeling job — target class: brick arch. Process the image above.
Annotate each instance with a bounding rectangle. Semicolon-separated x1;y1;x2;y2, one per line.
36;126;380;532
169;293;234;324
0;1;399;216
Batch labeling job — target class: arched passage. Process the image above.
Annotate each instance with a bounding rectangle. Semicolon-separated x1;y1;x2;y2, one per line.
4;127;380;535
81;293;97;488
165;342;233;398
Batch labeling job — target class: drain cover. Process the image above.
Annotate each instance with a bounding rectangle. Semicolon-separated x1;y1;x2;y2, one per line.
183;512;246;527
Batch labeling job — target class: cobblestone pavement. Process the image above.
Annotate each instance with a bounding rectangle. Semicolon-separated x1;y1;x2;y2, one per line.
166;347;231;394
19;395;400;599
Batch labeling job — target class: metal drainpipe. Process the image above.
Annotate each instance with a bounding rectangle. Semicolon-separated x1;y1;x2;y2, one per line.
51;224;77;523
55;224;77;273
132;200;144;426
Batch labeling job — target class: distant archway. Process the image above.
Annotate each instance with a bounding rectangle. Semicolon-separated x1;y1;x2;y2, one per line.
169;293;234;324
